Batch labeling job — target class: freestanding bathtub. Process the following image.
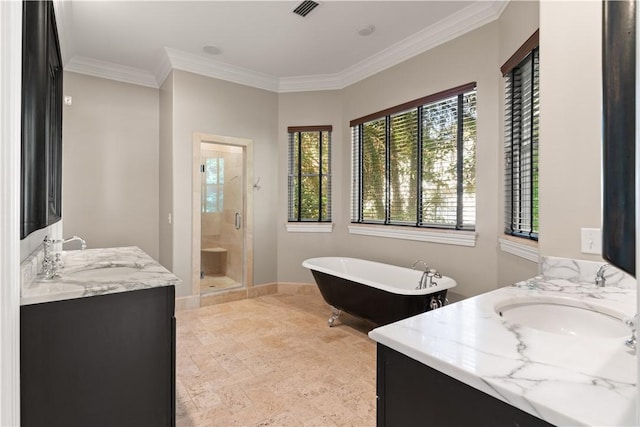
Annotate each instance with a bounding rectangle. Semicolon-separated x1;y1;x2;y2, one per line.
302;257;457;326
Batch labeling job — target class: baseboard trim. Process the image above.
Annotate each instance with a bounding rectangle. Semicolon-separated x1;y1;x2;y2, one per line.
277;282;320;295
175;295;201;311
177;282;320;309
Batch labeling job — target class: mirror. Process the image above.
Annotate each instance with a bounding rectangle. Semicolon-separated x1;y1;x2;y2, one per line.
21;0;63;239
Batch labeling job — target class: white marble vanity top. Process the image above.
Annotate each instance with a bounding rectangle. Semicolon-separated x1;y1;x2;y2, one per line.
369;259;637;426
21;246;180;306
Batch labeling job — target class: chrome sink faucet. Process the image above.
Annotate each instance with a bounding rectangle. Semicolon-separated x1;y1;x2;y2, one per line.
41;235;87;279
60;235;87;250
595;263;610;287
625;314;637;351
41;236;58;279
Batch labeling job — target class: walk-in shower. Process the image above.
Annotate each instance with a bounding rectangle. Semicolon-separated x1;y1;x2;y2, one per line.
200;143;244;294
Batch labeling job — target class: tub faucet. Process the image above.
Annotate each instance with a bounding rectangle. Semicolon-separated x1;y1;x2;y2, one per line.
412;260;429;271
423;268;442;288
412;261;441;289
595;263;610;287
412;260;429;289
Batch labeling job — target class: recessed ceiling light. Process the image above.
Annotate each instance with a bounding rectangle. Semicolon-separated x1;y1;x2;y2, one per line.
357;25;375;37
202;45;222;55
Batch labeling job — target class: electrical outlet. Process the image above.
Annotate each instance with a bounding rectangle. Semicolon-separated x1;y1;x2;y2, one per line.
581;228;601;254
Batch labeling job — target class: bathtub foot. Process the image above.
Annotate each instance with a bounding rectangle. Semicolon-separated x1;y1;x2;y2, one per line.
328;306;342;327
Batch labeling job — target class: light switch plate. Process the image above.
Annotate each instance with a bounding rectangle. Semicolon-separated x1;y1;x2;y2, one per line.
581;228;601;254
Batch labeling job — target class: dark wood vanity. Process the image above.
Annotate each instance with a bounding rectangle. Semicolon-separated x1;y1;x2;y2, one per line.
21;286;176;427
376;344;553;427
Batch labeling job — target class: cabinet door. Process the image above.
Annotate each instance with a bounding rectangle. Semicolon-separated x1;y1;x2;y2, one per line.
376;344;552;427
21;287;175;427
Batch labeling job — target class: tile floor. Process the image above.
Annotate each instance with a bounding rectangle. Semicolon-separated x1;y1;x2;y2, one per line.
175;292;377;427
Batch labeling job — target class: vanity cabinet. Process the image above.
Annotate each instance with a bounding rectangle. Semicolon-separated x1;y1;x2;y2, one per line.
20;286;176;427
376;344;553;427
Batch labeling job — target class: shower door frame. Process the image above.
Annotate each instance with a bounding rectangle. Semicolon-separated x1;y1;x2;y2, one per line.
192;132;254;297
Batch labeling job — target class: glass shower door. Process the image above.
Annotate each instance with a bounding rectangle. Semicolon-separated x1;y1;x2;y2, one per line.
200;144;244;293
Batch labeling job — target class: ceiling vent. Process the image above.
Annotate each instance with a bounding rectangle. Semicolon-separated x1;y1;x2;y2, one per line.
293;1;319;18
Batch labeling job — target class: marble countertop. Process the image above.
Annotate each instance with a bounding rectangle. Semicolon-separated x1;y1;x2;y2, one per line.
369;261;637;426
21;246;180;306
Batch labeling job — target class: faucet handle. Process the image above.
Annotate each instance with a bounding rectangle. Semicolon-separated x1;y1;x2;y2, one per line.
595;263;610;287
624;314;637;350
54;252;64;271
428;268;442;278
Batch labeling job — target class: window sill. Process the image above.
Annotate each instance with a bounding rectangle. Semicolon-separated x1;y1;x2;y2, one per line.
498;236;539;262
348;224;476;247
286;223;334;233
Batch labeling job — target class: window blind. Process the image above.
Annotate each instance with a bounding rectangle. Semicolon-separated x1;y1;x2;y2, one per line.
504;46;539;239
351;84;476;230
287;126;332;222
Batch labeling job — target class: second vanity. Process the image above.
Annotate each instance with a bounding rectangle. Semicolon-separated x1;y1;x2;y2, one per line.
20;246;180;427
369;257;637;426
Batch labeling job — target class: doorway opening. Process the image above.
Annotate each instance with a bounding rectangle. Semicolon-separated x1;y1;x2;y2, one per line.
192;133;253;299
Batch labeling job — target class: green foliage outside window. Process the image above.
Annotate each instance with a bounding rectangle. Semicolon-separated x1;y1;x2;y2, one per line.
202;157;224;213
288;129;331;222
354;88;476;229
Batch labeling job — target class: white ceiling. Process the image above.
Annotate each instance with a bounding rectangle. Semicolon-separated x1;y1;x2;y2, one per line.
53;0;508;92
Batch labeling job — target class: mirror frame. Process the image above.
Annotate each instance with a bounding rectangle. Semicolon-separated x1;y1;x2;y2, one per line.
20;0;63;239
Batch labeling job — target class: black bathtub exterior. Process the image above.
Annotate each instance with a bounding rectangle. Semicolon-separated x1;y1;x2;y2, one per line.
310;270;448;326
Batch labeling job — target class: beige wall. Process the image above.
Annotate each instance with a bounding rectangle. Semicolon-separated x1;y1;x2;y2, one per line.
278;23;503;297
62;71;160;259
496;0;540;284
168;70;278;297
276;90;344;282
538;1;603;261
60;0;608;300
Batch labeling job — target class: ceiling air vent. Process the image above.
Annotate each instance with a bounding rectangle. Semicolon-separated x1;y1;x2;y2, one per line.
293;0;319;17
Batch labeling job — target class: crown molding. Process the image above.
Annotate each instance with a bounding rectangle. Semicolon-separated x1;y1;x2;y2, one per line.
154;48;174;87
65;57;159;88
278;73;345;93
164;48;280;92
63;0;508;93
279;0;508;92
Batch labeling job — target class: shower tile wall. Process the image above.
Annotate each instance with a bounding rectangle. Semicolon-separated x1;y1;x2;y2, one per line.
201;145;243;284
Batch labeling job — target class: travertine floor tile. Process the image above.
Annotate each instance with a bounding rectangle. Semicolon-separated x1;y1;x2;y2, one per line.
176;293;376;427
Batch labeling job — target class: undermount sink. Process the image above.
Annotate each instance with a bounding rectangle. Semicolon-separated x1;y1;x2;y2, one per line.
64;264;143;280
495;297;629;338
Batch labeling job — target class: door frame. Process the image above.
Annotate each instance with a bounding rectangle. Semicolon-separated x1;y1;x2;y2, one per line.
192;132;254;297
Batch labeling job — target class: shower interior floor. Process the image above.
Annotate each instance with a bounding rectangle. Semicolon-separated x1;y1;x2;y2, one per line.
201;275;243;294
